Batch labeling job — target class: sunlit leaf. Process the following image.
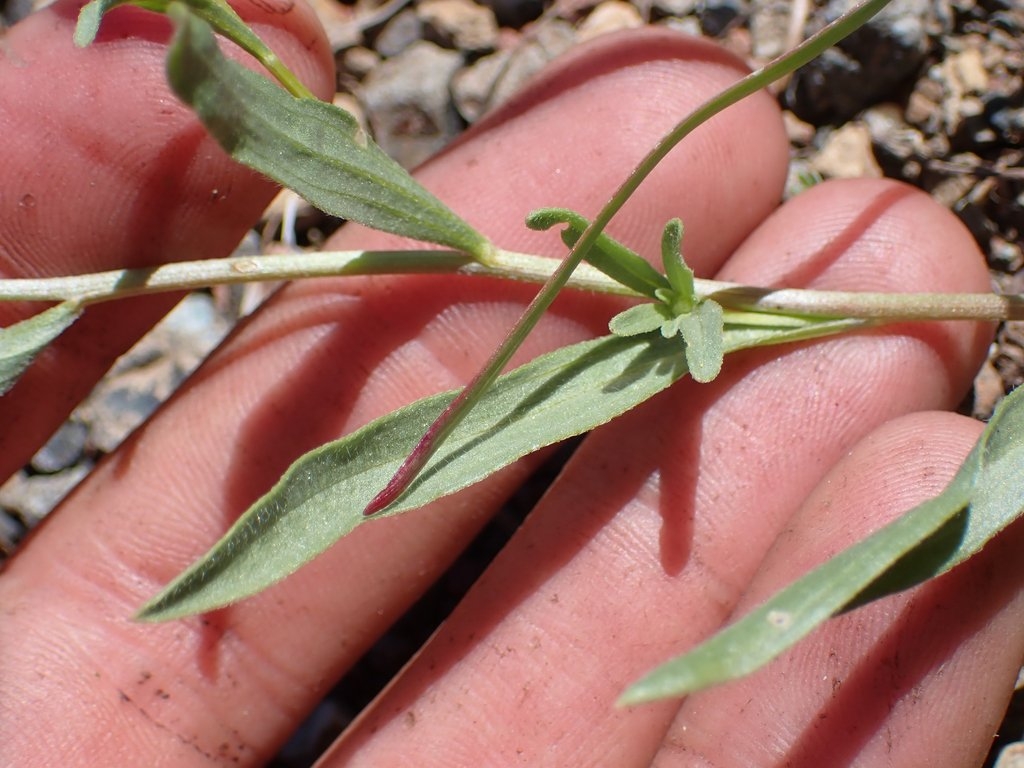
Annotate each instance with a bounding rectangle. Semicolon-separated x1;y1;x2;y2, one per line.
609;303;669;337
0;302;82;397
164;5;492;260
675;299;724;383
619;383;1024;705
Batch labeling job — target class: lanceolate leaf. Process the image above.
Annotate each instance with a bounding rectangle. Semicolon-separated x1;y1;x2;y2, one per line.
136;315;871;621
164;6;492;260
0;302;82;397
138;333;690;621
620;382;1024;706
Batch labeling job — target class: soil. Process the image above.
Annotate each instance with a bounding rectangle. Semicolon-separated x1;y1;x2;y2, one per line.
1;0;1022;765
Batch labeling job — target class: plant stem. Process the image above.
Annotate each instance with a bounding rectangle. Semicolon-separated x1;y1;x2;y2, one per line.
3;250;1022;322
704;283;1024;322
0;250;628;304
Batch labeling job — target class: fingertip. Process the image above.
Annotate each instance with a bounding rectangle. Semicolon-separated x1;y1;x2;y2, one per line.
721;177;990;294
720;177;993;403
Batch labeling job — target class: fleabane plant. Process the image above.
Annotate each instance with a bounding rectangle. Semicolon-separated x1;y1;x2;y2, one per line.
2;0;1024;705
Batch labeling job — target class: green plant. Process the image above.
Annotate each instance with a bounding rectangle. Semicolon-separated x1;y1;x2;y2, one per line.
2;0;1022;711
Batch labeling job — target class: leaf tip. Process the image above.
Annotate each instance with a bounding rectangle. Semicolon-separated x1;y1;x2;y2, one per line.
73;1;105;47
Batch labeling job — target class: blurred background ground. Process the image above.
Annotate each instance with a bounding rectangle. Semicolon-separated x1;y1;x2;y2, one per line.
1;0;1022;764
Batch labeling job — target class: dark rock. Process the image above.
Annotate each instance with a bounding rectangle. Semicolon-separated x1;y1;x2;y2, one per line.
698;0;746;37
785;0;938;124
478;0;545;28
359;41;465;169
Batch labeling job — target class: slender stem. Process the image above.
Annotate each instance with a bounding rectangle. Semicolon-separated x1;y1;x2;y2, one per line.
0;249;633;304
705;283;1024;321
4;249;1021;322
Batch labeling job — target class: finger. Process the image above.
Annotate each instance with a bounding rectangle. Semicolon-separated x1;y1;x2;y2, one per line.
0;29;789;767
0;0;333;478
653;410;1024;768
321;179;992;765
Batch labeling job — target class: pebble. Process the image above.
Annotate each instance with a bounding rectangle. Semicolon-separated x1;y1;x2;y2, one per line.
451;19;577;121
810;122;882;179
419;0;500;52
747;0;790;61
996;743;1024;768
30;419;89;475
0;464;93;530
359;41;465;169
76;293;232;453
649;0;698;22
372;8;424;57
577;0;644;41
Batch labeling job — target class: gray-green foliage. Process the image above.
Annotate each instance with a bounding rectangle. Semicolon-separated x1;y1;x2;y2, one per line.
162;3;492;261
136;333;691;620
136;305;865;622
0;301;81;396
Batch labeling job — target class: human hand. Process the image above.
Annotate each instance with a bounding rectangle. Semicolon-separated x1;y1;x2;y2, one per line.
2;3;1021;766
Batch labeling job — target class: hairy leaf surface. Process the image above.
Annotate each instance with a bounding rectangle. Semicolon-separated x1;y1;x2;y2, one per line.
0;302;82;397
138;315;871;621
138;334;690;620
164;6;491;260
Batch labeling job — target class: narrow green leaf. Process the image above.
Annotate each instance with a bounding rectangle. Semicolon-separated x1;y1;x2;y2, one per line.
660;218;694;310
609;303;669;337
0;302;82;397
526;208;669;298
138;333;690;621
138;316;867;622
675;299;724;383
620;382;1024;706
619;463;976;705
866;381;1024;591
165;6;492;260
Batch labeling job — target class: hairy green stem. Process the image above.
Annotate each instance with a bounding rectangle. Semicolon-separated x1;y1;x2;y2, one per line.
3;250;1022;322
